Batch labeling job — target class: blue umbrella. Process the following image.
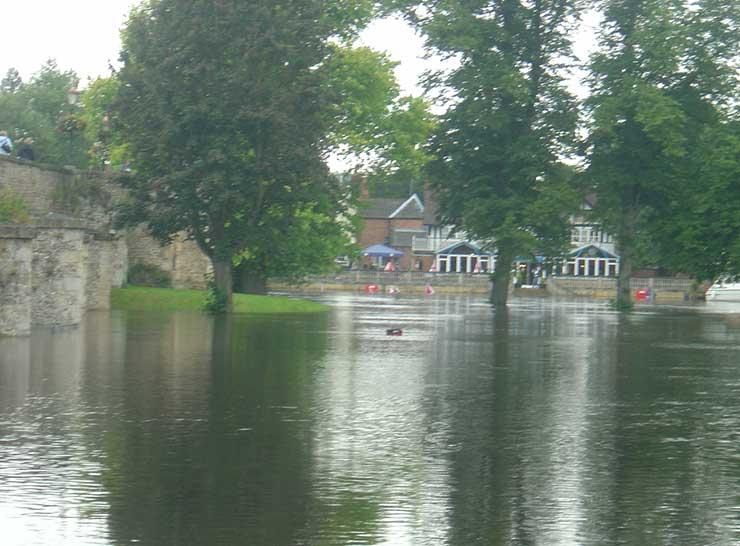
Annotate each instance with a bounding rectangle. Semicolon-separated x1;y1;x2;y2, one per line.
362;244;405;257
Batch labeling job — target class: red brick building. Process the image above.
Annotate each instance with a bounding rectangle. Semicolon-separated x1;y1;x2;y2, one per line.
357;194;426;270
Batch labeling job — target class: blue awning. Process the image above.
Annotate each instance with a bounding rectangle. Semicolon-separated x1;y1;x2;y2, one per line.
569;245;618;259
437;241;484;255
362;244;405;257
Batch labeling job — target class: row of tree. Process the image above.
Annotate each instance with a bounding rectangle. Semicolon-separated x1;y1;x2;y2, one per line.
2;0;737;309
400;0;738;306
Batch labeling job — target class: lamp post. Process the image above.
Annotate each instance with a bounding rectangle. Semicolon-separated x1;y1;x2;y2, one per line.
63;88;82;168
66;88;81;106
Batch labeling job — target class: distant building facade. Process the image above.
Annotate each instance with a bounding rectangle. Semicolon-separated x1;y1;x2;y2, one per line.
562;196;619;277
356;181;495;273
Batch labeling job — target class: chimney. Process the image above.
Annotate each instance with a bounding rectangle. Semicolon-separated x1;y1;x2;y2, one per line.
423;181;435;208
352;174;369;200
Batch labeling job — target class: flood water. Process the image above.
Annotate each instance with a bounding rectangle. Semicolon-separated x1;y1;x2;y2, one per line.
1;294;739;545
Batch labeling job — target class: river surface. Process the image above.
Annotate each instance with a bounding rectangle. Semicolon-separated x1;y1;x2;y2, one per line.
1;294;739;545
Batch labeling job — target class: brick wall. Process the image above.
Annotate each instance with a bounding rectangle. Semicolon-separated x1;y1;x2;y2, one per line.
358;218;390;248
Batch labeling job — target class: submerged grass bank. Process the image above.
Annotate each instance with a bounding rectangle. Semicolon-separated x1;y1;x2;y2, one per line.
111;286;327;314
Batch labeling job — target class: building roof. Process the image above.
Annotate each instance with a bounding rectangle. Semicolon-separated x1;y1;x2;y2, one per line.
360;194;424;220
361;198;404;219
437;241;484;255
389;194;424;219
569;244;617;259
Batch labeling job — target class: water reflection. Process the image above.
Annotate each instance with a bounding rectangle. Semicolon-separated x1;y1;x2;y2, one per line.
0;298;738;545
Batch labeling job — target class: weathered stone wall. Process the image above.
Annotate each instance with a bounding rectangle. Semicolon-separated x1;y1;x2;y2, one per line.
0;155;206;292
0;219;125;335
126;227;211;289
171;236;211;289
0;156;122;227
31;223;89;327
86;234;118;311
29;217;128;328
0;226;35;336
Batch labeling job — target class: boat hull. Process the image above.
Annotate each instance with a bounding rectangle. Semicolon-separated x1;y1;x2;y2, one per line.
706;283;740;302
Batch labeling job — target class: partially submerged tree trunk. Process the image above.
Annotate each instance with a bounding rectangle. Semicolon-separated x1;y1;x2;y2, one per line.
615;204;638;310
490;247;514;307
212;257;233;312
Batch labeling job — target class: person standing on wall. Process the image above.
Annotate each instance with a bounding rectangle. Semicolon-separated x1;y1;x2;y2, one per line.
17;138;35;161
0;131;12;156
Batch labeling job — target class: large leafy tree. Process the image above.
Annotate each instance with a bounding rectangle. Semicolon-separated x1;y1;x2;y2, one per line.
115;0;384;308
585;0;739;306
232;44;434;293
80;77;128;171
648;120;740;280
397;0;582;305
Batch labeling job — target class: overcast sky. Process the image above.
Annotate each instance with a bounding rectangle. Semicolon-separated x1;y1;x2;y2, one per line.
1;2;597;97
0;1;433;96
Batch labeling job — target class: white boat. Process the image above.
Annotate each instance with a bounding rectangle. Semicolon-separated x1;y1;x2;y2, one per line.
705;280;740;302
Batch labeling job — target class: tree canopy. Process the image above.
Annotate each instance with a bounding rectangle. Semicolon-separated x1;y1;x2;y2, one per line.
396;0;582;304
585;0;739;305
114;0;399;307
325;45;436;198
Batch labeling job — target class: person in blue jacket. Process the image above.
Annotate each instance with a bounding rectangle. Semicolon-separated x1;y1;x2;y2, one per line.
0;131;12;156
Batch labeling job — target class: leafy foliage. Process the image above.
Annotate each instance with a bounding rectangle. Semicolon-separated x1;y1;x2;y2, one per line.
645;120;740;279
234;200;357;293
0;188;30;224
0;61;89;167
204;277;229;314
113;0;383;308
127;262;172;288
80;77;128;170
585;0;739;302
326;46;437;197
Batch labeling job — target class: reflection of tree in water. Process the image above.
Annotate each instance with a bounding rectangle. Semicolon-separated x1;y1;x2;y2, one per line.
444;305;740;546
99;312;330;546
606;312;740;546
445;304;613;545
443;308;534;545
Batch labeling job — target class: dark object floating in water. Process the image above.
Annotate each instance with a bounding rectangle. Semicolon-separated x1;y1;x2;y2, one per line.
386;328;403;336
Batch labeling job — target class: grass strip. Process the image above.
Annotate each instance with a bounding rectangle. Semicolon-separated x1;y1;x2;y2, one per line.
111;286;327;314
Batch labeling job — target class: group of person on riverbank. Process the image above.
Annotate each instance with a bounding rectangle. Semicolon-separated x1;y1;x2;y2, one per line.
0;130;35;161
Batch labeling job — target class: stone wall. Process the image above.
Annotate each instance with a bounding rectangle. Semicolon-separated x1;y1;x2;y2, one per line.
547;276;695;302
0;155;209;292
0;156;122;227
0;219;125;335
31;224;89;327
0;226;34;336
125;227;211;289
272;271;492;295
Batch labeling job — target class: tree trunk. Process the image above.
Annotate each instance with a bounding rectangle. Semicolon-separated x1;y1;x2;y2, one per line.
615;205;637;310
212;257;233;312
490;246;514;306
238;272;268;295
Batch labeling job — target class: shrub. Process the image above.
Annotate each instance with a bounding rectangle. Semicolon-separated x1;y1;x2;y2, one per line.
127;262;172;288
204;277;228;314
0;188;30;224
51;172;108;214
